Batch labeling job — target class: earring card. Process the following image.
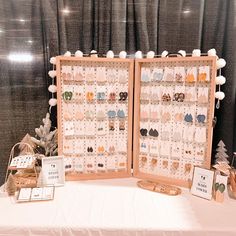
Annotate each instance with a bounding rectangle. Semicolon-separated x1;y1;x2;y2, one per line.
133;56;216;187
56;57;134;180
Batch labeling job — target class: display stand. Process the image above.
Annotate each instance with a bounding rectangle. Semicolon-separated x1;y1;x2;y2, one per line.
133;56;216;187
4;142;39;189
56;57;134;180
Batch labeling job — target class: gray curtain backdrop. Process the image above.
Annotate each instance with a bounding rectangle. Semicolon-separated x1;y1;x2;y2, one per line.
0;0;235;184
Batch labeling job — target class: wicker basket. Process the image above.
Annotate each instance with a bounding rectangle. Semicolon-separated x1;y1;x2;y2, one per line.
5;142;39;190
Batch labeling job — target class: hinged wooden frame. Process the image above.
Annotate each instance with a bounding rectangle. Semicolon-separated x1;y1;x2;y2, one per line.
56;57;134;180
133;56;216;187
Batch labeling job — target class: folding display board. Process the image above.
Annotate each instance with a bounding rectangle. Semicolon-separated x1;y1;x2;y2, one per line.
56;57;134;180
133;56;216;187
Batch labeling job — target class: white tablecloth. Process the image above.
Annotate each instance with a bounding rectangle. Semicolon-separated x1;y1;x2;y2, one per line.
0;178;236;236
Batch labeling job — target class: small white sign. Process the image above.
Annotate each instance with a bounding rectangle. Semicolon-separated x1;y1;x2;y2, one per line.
191;166;214;200
41;156;65;186
17;187;55;202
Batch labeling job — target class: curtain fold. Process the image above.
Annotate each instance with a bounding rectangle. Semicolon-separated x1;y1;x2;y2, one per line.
0;0;235;184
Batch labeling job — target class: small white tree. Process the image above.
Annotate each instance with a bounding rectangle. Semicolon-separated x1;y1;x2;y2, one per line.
215;140;229;164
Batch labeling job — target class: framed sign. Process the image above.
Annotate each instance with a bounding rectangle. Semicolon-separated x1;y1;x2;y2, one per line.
191;166;214;200
41;156;65;186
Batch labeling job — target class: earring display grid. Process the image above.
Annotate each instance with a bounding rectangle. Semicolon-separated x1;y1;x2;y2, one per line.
133;56;216;187
56;57;134;180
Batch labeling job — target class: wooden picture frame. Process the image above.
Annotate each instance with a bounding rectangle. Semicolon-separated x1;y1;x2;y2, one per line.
191;166;214;200
56;57;134;180
133;56;216;187
41;156;65;186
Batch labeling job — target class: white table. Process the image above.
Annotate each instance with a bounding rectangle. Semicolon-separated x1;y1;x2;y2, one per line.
0;178;236;236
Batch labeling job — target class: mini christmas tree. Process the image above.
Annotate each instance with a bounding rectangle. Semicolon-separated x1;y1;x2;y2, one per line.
215;140;229;164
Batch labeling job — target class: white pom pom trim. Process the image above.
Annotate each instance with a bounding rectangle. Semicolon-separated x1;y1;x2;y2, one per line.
192;49;201;57
106;50;114;58
215;91;225;100
135;51;143;59
48;85;57;93
49;98;57;106
64;51;71;57
75;50;83;57
146;51;155;58
178;50;186;57
119;51;127;58
215;76;226;85
161;50;168;57
216;58;226;69
90;50;98;57
48;70;57;78
50;57;56;65
207;48;216;56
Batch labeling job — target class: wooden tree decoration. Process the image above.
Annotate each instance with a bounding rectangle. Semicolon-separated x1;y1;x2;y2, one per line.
31;113;58;156
6;173;16;196
215;140;229;164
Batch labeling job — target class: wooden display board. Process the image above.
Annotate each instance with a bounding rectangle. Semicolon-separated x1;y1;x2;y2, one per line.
133;56;216;187
56;57;134;180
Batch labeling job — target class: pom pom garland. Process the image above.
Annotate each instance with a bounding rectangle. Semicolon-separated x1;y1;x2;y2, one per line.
50;57;56;65
75;50;83;57
215;76;226;85
48;85;57;93
64;51;71;57
161;50;168;57
48;70;57;79
106;50;114;58
215;91;225;100
135;51;143;59
146;51;155;58
178;50;186;57
90;50;98;57
207;48;216;56
192;49;201;57
49;98;57;106
119;51;127;58
216;58;226;69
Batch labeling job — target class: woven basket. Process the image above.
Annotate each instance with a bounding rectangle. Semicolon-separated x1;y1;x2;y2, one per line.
5;142;39;190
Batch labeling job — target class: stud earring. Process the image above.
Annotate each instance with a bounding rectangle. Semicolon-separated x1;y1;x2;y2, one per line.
97;110;106;120
75;111;84;120
119;92;128;101
109;121;115;131
117;109;125;118
140;128;148;136
198;73;207;82
163;160;168;169
97;92;105;101
119;120;125;131
109;92;116;101
153;72;163;81
196;114;206;123
151;158;157;166
184;114;193;123
162;93;171;102
185;163;192;173
62;91;73;101
86;92;94;101
107;110;116;118
74;72;84;82
186;74;195;83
